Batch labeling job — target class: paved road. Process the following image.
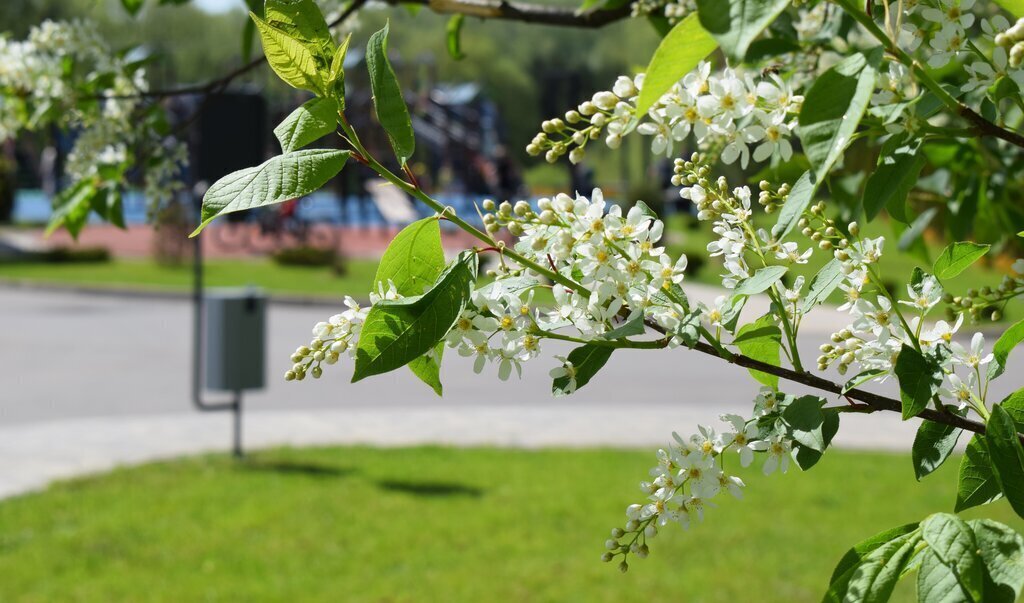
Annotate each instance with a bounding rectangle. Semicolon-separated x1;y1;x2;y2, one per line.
1;286;1020;497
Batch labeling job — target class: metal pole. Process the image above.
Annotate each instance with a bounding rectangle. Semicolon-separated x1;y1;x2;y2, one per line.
191;186;245;458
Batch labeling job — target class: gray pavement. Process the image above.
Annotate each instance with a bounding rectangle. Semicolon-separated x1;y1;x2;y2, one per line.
1;285;1020;498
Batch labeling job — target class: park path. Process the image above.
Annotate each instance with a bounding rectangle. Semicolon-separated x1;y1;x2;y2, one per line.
1;286;1017;499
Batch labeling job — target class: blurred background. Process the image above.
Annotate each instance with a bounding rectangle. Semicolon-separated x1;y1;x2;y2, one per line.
1;1;1024;601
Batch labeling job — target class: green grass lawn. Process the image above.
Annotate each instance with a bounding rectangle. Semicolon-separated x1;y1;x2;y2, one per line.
0;258;380;300
0;446;1019;602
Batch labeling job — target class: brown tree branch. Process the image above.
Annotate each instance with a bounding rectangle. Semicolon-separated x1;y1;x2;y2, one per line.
636;317;1004;442
98;0;630;101
380;0;633;28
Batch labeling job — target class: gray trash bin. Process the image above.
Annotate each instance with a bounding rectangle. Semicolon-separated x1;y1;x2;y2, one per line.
204;288;266;392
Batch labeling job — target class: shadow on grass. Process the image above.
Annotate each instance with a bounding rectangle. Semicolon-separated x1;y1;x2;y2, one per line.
241;459;357;479
376;479;483;498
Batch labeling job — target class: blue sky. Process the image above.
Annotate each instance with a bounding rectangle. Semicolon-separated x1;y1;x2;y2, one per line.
194;0;245;13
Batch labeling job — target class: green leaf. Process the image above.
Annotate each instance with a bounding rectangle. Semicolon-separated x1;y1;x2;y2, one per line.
602;314;646;340
367;22;416;166
993;0;1024;17
797;52;877;178
916;549;974;603
264;0;334;61
695;0;790;62
327;33;351;98
552;344;615;396
793;407;839;470
985;405;1024;519
733;314;781;388
273;97;339;153
843;532;922;602
894;344;942;420
45;180;97;239
733;265;788;296
446;14;466;60
969;519;1024;602
192;149;348;235
373;217;445;296
772;170;817;240
913;417;963;480
990;318;1024;380
825;522;921;601
353;251;477;382
802;258;844;313
920;513;984;601
956;435;1004;513
251;12;325;94
635;13;719;116
782;395;827;452
863;143;926;221
933;242;991;280
121;0;145;16
842;369;887;394
408;343;444;396
1001;389;1024;430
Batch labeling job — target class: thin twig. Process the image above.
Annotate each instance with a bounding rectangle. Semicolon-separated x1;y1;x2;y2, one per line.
96;0;369;100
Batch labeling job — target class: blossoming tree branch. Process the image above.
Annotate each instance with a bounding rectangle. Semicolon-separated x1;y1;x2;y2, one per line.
8;0;1024;599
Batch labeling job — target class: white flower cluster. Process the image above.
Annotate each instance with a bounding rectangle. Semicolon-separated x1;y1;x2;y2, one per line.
675;155;813;294
0;20;186;209
526;62;803;168
480;190;699;348
604;387;794;571
630;0;696;24
804;210;1003;418
286;296;369;380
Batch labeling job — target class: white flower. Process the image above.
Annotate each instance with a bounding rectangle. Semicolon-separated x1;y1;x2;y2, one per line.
762;436;791;475
951;332;994;369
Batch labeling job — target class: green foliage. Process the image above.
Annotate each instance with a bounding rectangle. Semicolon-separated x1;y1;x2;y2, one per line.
446;14;466;60
635;13;718;115
773;170;816;239
842;531;922;602
601;314;646;340
969;519;1024;602
273;97;340;153
407;343;444;396
373;217;446;296
932;242;991;280
823;514;1024;603
863;143;926;222
993;0;1024;17
251;12;326;95
366;22;417;166
121;0;145;16
824;523;922;603
985;405;1024;520
695;0;790;62
372;216;449;395
353;252;477;382
802;258;844;313
781;395;829;453
990;318;1024;380
733;314;781;387
733;265;788;296
192;149;349;235
912;415;962;481
551;344;615;396
920;513;984;601
798;52;878;178
45;179;97;239
893;345;942;420
956;436;1004;513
